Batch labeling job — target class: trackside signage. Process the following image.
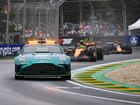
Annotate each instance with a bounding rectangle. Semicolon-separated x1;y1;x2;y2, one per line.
125;36;140;46
0;44;24;56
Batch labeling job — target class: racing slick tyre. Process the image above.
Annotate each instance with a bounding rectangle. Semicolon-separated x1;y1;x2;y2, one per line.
87;50;97;62
89;54;97;62
96;48;104;60
127;47;132;54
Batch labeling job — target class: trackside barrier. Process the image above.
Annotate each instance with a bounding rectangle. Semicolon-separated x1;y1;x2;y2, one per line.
0;44;24;57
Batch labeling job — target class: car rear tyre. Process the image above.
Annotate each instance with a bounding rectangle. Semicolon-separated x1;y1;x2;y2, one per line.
128;48;132;54
89;55;97;62
97;48;104;60
87;50;97;62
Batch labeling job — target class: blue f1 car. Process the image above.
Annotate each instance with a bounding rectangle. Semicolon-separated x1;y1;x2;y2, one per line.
103;41;132;55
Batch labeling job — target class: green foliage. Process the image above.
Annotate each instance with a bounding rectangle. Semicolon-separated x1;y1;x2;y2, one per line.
0;6;16;33
0;7;7;22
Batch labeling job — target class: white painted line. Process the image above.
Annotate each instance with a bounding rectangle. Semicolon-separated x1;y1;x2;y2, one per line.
59;88;140;105
67;80;140;97
69;59;140;97
44;86;82;89
71;59;140;76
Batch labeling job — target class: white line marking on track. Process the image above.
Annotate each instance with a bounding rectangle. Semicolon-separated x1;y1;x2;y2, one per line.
71;59;140;75
58;88;140;105
45;86;82;89
70;59;140;97
42;59;140;104
67;80;140;97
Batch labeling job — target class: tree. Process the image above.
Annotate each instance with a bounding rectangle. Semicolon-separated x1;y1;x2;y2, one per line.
0;5;15;34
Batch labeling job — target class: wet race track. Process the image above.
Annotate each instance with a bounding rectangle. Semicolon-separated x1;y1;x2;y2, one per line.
0;47;140;105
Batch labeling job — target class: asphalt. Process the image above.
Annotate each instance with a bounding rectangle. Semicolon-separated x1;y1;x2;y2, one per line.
0;47;140;105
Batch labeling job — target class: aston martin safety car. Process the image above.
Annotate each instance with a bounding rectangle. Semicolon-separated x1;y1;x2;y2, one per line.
103;41;132;55
15;39;71;80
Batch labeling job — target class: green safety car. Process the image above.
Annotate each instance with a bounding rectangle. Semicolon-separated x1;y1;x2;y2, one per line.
15;40;71;80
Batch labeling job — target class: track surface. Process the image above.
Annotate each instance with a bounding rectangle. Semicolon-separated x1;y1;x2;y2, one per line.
0;47;140;105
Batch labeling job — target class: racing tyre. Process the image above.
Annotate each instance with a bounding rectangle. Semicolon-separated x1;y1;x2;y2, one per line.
89;54;97;62
87;50;97;62
97;48;104;60
127;47;132;54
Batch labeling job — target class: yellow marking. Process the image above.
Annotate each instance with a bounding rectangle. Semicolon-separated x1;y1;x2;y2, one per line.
132;92;140;94
78;79;102;82
104;65;114;67
74;76;93;78
76;78;94;80
74;78;94;80
105;84;123;88
84;81;104;83
91;83;112;85
105;85;122;88
77;79;98;82
85;70;100;72
85;82;105;84
106;87;137;91
97;67;107;69
120;88;138;91
108;88;127;90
